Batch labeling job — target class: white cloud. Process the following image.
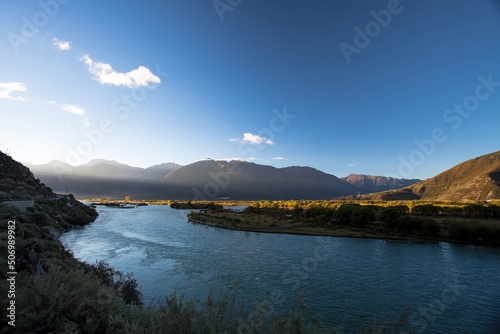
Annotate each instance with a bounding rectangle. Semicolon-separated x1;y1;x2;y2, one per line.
243;133;263;144
0;82;27;101
53;38;71;51
60;103;85;116
348;164;355;167
50;101;89;127
230;132;275;145
272;157;286;160
80;54;161;88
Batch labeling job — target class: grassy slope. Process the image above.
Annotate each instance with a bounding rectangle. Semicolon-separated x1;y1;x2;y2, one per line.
341;150;500;201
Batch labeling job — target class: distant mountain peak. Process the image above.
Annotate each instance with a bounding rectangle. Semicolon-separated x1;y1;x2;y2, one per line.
86;159;127;167
146;162;181;169
47;159;67;165
340;174;421;194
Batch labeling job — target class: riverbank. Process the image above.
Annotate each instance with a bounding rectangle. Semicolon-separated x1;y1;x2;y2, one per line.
187;216;403;240
186;207;500;247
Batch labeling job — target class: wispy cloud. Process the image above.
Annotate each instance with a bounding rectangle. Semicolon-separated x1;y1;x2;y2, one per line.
60;103;85;116
272;157;286;160
49;101;89;128
0;82;27;101
230;133;275;145
80;54;161;88
52;37;71;51
348;164;355;167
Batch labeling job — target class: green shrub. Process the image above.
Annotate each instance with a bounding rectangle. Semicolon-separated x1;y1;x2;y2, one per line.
16;267;122;333
30;211;50;227
422;218;440;237
336;204;361;226
411;204;439;216
379;208;403;231
394;216;437;236
351;207;376;228
447;220;500;246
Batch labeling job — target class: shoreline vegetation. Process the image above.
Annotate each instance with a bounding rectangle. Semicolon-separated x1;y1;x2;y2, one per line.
161;200;500;247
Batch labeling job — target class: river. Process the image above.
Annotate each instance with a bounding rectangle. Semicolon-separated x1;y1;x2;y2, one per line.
60;205;500;333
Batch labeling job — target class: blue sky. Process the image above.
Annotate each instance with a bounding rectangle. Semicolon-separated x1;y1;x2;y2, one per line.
1;0;499;180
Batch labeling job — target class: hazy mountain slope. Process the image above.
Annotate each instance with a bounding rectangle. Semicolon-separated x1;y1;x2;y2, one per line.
144;163;182;180
343;150;500;201
162;160;361;200
28;160;181;181
74;162;144;180
281;166;361;197
27;160;182;198
340;174;421;194
162;160;304;200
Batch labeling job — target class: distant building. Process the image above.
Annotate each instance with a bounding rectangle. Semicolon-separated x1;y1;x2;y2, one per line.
125;196;131;202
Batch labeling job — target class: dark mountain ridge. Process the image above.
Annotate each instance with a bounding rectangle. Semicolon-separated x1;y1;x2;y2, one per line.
162;160;361;200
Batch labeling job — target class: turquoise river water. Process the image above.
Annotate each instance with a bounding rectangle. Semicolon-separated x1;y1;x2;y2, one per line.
60;205;500;333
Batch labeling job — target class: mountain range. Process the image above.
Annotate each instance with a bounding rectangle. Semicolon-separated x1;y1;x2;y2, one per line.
340;150;500;201
12;150;500;201
24;158;420;200
340;174;421;193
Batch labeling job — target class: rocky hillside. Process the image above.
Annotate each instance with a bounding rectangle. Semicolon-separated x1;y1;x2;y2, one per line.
341;150;500;201
0;151;98;230
340;174;421;194
0;152;54;201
